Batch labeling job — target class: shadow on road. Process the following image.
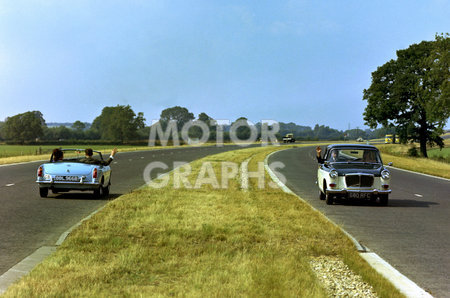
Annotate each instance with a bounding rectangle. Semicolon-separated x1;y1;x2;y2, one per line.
387;199;439;208
45;193;122;201
331;198;438;208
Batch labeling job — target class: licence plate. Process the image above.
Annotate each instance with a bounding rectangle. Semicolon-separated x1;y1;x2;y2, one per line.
348;192;371;199
54;176;79;182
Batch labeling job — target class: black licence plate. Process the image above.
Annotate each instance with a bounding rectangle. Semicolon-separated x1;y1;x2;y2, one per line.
348;192;371;199
54;176;79;182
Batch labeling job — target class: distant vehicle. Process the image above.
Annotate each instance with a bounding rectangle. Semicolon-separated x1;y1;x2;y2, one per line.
317;144;391;206
356;137;364;142
36;149;112;198
384;134;398;143
283;133;295;143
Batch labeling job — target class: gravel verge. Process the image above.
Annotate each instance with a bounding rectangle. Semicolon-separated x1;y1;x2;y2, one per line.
310;256;378;297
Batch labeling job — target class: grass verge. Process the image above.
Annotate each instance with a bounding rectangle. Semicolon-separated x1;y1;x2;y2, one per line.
3;146;402;297
377;142;450;179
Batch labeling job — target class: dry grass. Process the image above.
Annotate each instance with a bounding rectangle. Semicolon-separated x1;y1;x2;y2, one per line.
3;146;402;297
377;142;450;179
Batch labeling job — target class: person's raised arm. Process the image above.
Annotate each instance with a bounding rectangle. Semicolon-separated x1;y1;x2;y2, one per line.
316;146;324;163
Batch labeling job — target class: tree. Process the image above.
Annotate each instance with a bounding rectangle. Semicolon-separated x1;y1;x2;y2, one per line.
72;121;86;131
0;121;4;141
92;105;145;141
44;126;74;141
160;106;194;131
2;111;46;143
363;34;449;157
231;117;252;140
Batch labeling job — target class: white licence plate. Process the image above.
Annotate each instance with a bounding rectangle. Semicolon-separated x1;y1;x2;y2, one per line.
54;176;79;182
348;192;371;199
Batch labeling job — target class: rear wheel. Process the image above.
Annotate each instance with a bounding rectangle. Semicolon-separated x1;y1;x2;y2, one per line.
102;184;110;197
93;187;102;199
39;187;48;198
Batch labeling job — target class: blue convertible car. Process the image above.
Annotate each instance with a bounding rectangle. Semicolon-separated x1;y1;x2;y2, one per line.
36;149;112;198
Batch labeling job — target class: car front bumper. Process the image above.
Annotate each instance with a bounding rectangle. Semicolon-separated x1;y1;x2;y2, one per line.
326;188;391;196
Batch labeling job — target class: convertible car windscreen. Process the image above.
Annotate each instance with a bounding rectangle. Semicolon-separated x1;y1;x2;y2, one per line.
326;149;381;163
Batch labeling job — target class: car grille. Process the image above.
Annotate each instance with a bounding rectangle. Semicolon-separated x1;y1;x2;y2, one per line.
345;174;374;187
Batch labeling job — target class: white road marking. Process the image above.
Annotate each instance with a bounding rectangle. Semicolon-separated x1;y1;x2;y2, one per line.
414;194;423;198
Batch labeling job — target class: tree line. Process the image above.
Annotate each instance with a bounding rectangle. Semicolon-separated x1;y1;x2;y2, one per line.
0;105;398;144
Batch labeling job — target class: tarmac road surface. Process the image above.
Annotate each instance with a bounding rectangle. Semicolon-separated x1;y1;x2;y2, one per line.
269;146;450;297
0;145;256;276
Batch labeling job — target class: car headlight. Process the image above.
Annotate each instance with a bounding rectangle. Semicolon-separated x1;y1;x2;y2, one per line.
330;170;338;179
381;169;390;179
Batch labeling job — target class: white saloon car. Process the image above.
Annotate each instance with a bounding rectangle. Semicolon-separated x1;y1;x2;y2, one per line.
317;144;391;205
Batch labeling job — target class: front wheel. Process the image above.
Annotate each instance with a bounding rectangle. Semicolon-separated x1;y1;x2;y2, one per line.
39;187;48;198
379;194;389;206
319;189;325;200
325;192;334;205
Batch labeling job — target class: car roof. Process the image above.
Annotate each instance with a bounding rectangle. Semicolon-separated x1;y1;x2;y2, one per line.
326;144;378;150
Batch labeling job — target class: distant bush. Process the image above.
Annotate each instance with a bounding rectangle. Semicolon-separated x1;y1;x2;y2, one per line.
407;145;419;157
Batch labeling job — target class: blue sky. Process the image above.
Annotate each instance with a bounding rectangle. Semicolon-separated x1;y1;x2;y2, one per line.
0;0;448;130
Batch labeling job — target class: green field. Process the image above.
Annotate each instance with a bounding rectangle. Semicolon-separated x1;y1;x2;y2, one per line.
427;147;450;162
0;144;155;158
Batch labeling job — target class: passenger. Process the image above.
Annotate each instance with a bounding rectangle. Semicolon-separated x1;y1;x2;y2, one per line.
52;148;64;162
79;148;118;166
363;150;377;163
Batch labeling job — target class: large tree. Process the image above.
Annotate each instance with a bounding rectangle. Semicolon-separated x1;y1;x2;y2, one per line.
92;105;145;141
160;106;194;131
363;34;449;157
2;111;46;143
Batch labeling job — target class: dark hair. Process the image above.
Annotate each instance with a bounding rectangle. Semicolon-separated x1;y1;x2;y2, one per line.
85;148;93;156
52;148;63;161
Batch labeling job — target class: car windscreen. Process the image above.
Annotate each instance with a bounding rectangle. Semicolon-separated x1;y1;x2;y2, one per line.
327;149;381;163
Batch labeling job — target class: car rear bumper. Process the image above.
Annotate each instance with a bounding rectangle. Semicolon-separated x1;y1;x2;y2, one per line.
37;181;100;190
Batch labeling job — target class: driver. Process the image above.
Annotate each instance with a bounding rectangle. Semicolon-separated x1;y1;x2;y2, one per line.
327;150;339;162
316;147;340;163
51;148;64;162
80;148;118;166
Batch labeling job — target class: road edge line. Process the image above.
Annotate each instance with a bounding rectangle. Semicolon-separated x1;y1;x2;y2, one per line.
264;149;433;298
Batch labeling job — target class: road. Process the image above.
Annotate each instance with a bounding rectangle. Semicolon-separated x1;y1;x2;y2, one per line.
0;145;255;276
269;146;450;297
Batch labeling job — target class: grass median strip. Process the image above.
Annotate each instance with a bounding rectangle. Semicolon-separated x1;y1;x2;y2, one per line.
3;146;402;297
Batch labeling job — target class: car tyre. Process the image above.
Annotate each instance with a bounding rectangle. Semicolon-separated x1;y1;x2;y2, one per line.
319;187;325;200
39;187;48;198
325;192;334;205
379;194;389;206
93;187;102;199
102;183;110;197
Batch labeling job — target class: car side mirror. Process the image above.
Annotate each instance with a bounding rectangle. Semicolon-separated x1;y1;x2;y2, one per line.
387;162;393;166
